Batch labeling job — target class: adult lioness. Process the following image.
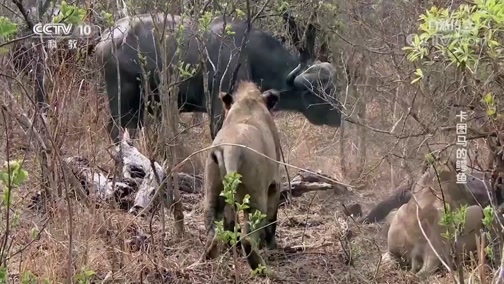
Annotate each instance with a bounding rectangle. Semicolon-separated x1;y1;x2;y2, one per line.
386;160;484;279
202;81;282;272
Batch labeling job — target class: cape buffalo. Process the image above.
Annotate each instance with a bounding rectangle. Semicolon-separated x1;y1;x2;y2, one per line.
385;161;483;279
203;81;281;273
94;13;341;142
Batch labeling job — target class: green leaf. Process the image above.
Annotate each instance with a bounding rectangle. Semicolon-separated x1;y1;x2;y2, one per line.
2;188;11;207
0;266;7;284
411;77;421;84
235;9;245;18
0;47;9;55
84;270;96;277
0;16;18;39
424;152;436;165
100;11;115;27
411;68;424;84
53;1;86;24
21;271;37;284
0;172;7;185
12;168;28;187
1;160;29;188
482;93;495;105
31;227;39;239
242;194;250;204
11;212;20;227
415;68;424;78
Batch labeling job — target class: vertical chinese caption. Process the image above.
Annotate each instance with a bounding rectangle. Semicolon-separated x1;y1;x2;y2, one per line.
455;110;468;184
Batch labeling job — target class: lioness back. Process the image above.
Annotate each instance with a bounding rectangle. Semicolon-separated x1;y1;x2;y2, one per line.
212;122;279;183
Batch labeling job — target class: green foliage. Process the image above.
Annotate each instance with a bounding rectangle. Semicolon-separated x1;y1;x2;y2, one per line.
273;1;290;14
178;62;197;80
0;161;30;282
411;68;424;84
215;172;242;245
235;8;246;19
482;205;494;227
10;211;20;228
224;25;235;35
100;11;114;27
0;17;18;40
424;152;437;165
403;0;504;77
403;0;504;122
215;172;267;275
0;160;29;188
198;11;215;32
481;205;495;258
0;266;6;284
0;160;29;208
440;204;498;262
52;1;86;25
21;271;37;284
439;204;468;241
74;269;96;284
251;264;267;276
249;210;267;231
221;172;242;204
481;93;498;118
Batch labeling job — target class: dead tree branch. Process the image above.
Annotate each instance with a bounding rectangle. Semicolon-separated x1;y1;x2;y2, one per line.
33;145;347;214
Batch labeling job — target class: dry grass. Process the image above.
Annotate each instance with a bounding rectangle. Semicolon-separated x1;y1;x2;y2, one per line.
0;59;496;284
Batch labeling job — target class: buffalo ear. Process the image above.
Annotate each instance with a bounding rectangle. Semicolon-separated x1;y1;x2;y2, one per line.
219;91;234;111
261;89;280;111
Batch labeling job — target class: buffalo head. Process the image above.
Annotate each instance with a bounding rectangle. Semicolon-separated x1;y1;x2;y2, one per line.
284;61;342;127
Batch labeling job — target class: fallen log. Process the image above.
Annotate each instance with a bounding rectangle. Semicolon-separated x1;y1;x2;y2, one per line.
62;156;202;212
63;156;136;210
51;136;350;216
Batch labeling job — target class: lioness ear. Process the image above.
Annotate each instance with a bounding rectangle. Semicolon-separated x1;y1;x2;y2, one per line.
261;89;280;111
219;91;234;110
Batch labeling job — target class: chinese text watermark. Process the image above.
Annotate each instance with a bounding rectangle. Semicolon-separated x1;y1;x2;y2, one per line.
45;39;80;51
455;110;468;184
406;18;490;47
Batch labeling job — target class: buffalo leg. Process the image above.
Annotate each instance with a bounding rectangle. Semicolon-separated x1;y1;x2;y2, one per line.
208;89;225;139
264;182;280;250
359;184;412;224
105;71;143;143
146;71;161;118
